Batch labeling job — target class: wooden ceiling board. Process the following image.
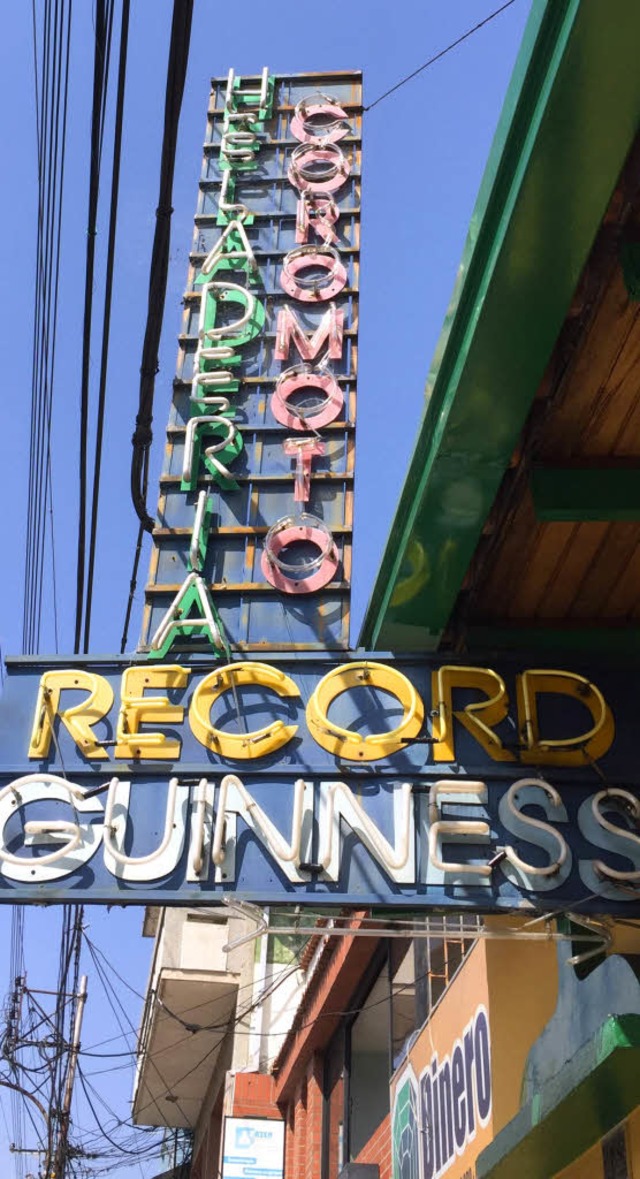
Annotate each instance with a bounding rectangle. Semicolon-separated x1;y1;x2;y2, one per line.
564;521;640;619
445;139;640;645
475;493;543;618
532;523;608;622
606;374;640;457
605;540;640;618
577;307;640;458
506;513;579;619
537;268;638;459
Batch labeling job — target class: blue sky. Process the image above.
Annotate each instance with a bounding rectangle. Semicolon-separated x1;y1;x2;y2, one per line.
0;1;531;1173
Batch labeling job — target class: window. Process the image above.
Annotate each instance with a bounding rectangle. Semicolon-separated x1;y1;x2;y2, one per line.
415;916;481;1026
321;921;482;1179
348;968;391;1159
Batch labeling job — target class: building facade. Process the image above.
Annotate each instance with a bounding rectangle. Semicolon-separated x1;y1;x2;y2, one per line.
132;3;640;1178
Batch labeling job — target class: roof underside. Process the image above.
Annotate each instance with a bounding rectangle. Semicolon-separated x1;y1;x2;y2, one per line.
447;140;640;650
360;0;640;653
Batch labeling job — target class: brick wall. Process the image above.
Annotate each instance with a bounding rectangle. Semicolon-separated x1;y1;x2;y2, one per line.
355;1112;391;1179
232;1071;281;1119
283;1055;325;1179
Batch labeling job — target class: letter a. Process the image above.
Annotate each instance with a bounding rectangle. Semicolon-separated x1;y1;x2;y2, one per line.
149;572;227;661
200;220;259;282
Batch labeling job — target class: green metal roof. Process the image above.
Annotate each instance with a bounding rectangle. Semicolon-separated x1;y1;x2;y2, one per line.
476;1014;640;1179
360;0;640;651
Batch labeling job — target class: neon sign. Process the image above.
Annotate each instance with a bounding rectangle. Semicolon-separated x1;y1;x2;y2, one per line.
23;659;614;766
0;652;637;908
0;770;639;905
142;70;361;654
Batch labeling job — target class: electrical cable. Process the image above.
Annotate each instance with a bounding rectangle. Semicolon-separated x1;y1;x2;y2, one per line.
83;936;193;1128
82;0;131;652
33;0;68;656
120;516;145;653
77;1068;165;1159
24;0;70;659
364;0;519;111
130;0;194;535
74;0;114;653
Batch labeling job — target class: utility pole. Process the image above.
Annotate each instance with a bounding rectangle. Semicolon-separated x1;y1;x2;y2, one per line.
47;975;87;1179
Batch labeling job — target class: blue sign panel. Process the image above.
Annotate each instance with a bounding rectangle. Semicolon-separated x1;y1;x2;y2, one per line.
142;71;362;656
0;653;638;912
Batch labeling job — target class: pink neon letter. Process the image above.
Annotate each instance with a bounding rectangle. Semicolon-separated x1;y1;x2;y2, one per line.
283;438;325;503
288;145;350;194
274;304;343;362
270;369;344;431
280;249;347;302
291;101;350;146
296;195;340;245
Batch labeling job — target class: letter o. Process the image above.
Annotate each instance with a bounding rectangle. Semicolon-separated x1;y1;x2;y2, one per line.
280;247;347;302
306;661;424;761
288;143;350;193
271;367;344;430
474;1009;491;1125
261;515;339;595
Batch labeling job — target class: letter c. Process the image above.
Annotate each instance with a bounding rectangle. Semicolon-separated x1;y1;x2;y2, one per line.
189;662;300;759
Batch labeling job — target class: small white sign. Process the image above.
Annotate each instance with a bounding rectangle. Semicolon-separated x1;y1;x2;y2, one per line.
222;1116;285;1179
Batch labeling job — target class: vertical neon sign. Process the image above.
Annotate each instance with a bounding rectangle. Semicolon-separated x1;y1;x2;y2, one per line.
142;71;362;655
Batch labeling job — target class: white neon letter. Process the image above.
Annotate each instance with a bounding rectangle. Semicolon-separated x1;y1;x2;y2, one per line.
498;779;571;892
212;774;312;884
578;789;640;900
317;780;415;883
426;781;492;887
102;777;190;882
0;774;104;883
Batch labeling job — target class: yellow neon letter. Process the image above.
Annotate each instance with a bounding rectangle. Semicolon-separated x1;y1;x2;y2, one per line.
189;663;299;759
431;665;514;763
306;661;423;761
28;670;113;761
516;669;614;766
115;665;190;760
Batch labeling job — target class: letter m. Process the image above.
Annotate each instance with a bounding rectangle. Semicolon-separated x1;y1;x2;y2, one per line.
274;303;343;362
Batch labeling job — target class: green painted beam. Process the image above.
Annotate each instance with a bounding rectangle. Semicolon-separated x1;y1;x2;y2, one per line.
360;0;640;652
531;467;640;521
463;626;640;659
476;1015;640;1179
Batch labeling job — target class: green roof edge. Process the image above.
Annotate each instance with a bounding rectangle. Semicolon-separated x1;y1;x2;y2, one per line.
359;0;640;651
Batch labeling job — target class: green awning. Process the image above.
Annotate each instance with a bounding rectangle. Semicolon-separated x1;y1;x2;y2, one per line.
477;1014;640;1179
360;0;640;651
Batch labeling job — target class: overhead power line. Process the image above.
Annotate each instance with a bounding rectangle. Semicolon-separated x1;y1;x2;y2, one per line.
130;0;194;535
364;0;519;111
74;0;115;654
23;0;72;657
82;0;131;653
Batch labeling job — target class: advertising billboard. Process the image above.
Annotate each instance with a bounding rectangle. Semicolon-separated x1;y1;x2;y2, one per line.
1;72;639;916
390;935;559;1179
0;652;638;909
222;1117;285;1179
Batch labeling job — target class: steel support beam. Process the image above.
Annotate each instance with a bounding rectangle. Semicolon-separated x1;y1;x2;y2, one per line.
531;467;640;521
